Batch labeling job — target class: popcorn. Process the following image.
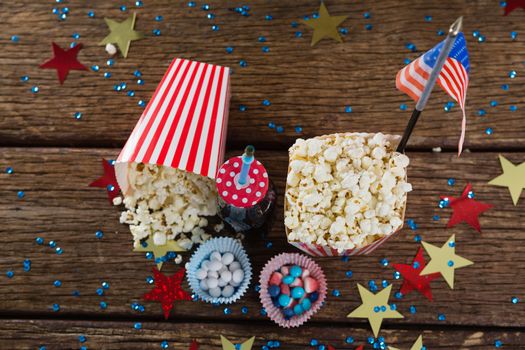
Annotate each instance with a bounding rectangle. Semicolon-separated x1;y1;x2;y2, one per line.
120;163;217;250
285;133;411;253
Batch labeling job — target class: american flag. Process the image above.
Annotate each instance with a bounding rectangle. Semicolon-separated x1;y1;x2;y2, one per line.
396;33;470;154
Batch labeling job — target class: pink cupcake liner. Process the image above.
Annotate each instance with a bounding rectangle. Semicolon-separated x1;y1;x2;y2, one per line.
259;253;327;328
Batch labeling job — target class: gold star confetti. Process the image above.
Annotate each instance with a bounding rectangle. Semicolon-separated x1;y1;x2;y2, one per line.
302;3;347;46
488;155;525;205
221;336;255;350
99;13;144;58
134;236;185;270
388;335;424;350
347;284;403;337
420;234;473;289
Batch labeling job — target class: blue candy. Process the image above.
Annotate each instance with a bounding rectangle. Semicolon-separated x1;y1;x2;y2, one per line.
309;292;319;302
282;275;295;285
278;294;291;307
289;265;302;277
301;298;312;311
272;297;281;308
283;307;294;318
291;287;305;299
268;285;280;297
293;304;304;315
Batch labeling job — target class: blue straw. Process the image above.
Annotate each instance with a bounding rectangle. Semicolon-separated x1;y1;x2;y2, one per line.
238;145;255;186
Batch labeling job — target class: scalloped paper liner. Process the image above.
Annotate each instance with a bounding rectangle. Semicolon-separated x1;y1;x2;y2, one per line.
259;253;327;328
284;132;408;257
187;237;252;304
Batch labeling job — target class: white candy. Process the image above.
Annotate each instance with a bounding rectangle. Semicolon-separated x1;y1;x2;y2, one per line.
221;252;234;266
207;271;218;279
218;278;228;287
220;270;232;283
229;261;241;272
105;43;117;56
199;279;209;291
210;251;222;262
201;260;210;271
209;260;223;272
232;269;244;284
207;277;219;289
195;269;207;280
209;287;221;298
221;285;234;298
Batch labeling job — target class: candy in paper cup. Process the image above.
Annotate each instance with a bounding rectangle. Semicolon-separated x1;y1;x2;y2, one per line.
187;237;252;304
284;132;408;257
259;253;327;328
114;58;231;195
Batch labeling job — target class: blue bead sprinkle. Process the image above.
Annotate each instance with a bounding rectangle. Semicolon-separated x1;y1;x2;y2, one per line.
134;322;142;330
345;270;353;278
365;24;373;30
88;10;95;18
11;35;20;42
138;100;146;107
91;65;100;72
509;70;517;79
438;313;446;321
79;335;86;343
495;340;503;348
120;5;127;11
146;276;154;284
36;237;44;245
478;109;486;116
490;100;498;107
276;126;284;133
17;190;25;198
102;281;110;289
31;86;39;94
363;12;371;19
211;25;219;31
511;31;518;40
188;1;196;7
262;99;271;106
400;103;408;111
448;178;456;186
265;14;273;20
437;29;445;36
100;301;108;309
332;289;341;297
20;75;29;82
310;339;319;346
6;271;14;278
502;84;509;91
52;303;60;312
96;288;104;296
510;105;518;112
104;72;112;79
155;15;163;21
161;340;169;349
262;46;270;53
433;215;440;221
55;247;63;255
153;29;161;36
6;167;13;174
74;112;82;120
49;240;56;248
135;0;143;7
345;105;353;113
393;271;401;280
410;305;417;314
345;336;354;344
425;15;432;22
511;296;520;304
241;306;248;314
485;127;493;135
223;307;232;315
54;280;62;287
95;230;104;239
239;60;247;67
294;125;303;133
381;258;389;267
295;31;303;38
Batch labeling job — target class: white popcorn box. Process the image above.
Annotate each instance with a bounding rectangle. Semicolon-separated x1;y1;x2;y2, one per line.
284;132;408;257
114;58;231;194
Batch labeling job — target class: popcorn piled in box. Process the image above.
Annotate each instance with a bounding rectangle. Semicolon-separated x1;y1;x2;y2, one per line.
284;132;412;256
114;58;231;253
118;163;217;250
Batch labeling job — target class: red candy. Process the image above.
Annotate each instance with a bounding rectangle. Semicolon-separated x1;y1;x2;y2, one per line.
304;276;319;293
280;284;290;295
280;266;290;276
270;271;283;285
290;278;303;288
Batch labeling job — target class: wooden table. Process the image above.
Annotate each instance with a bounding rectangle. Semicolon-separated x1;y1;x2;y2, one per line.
0;1;523;349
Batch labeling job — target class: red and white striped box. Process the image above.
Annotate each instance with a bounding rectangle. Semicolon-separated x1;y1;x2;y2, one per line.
115;58;231;193
284;133;407;257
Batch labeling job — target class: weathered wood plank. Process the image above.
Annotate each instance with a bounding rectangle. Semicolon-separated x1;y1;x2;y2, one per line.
0;148;523;328
0;319;523;350
0;0;524;149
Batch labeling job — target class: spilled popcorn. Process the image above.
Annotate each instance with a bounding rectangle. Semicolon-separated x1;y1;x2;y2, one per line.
284;133;412;253
118;163;217;250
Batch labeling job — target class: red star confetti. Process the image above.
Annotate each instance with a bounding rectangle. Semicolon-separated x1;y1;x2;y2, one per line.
189;340;199;350
442;183;492;232
89;159;120;203
355;346;364;350
143;267;192;319
504;0;525;15
327;346;336;350
40;42;87;84
393;247;441;301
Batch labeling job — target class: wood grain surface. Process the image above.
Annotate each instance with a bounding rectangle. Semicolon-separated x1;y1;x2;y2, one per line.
0;0;524;348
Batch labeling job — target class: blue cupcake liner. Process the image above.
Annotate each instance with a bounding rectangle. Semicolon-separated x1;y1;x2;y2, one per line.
186;237;252;304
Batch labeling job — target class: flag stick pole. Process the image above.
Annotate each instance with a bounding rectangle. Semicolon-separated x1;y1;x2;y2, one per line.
396;16;464;153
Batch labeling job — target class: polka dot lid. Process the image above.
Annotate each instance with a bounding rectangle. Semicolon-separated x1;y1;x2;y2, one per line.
216;156;269;208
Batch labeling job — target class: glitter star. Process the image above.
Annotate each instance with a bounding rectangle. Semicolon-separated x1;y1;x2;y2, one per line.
504;0;525;15
420;234;473;289
388;335;424;350
143;267;191;319
488;155;525;205
393;247;441;301
99;13;144;58
221;336;255;350
134;236;185;270
189;340;199;350
89;159;120;203
40;42;87;84
302;3;347;46
347;284;403;337
442;183;492;232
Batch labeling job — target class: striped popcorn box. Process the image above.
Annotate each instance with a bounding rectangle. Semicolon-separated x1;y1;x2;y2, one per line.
284;133;409;257
115;58;231;193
